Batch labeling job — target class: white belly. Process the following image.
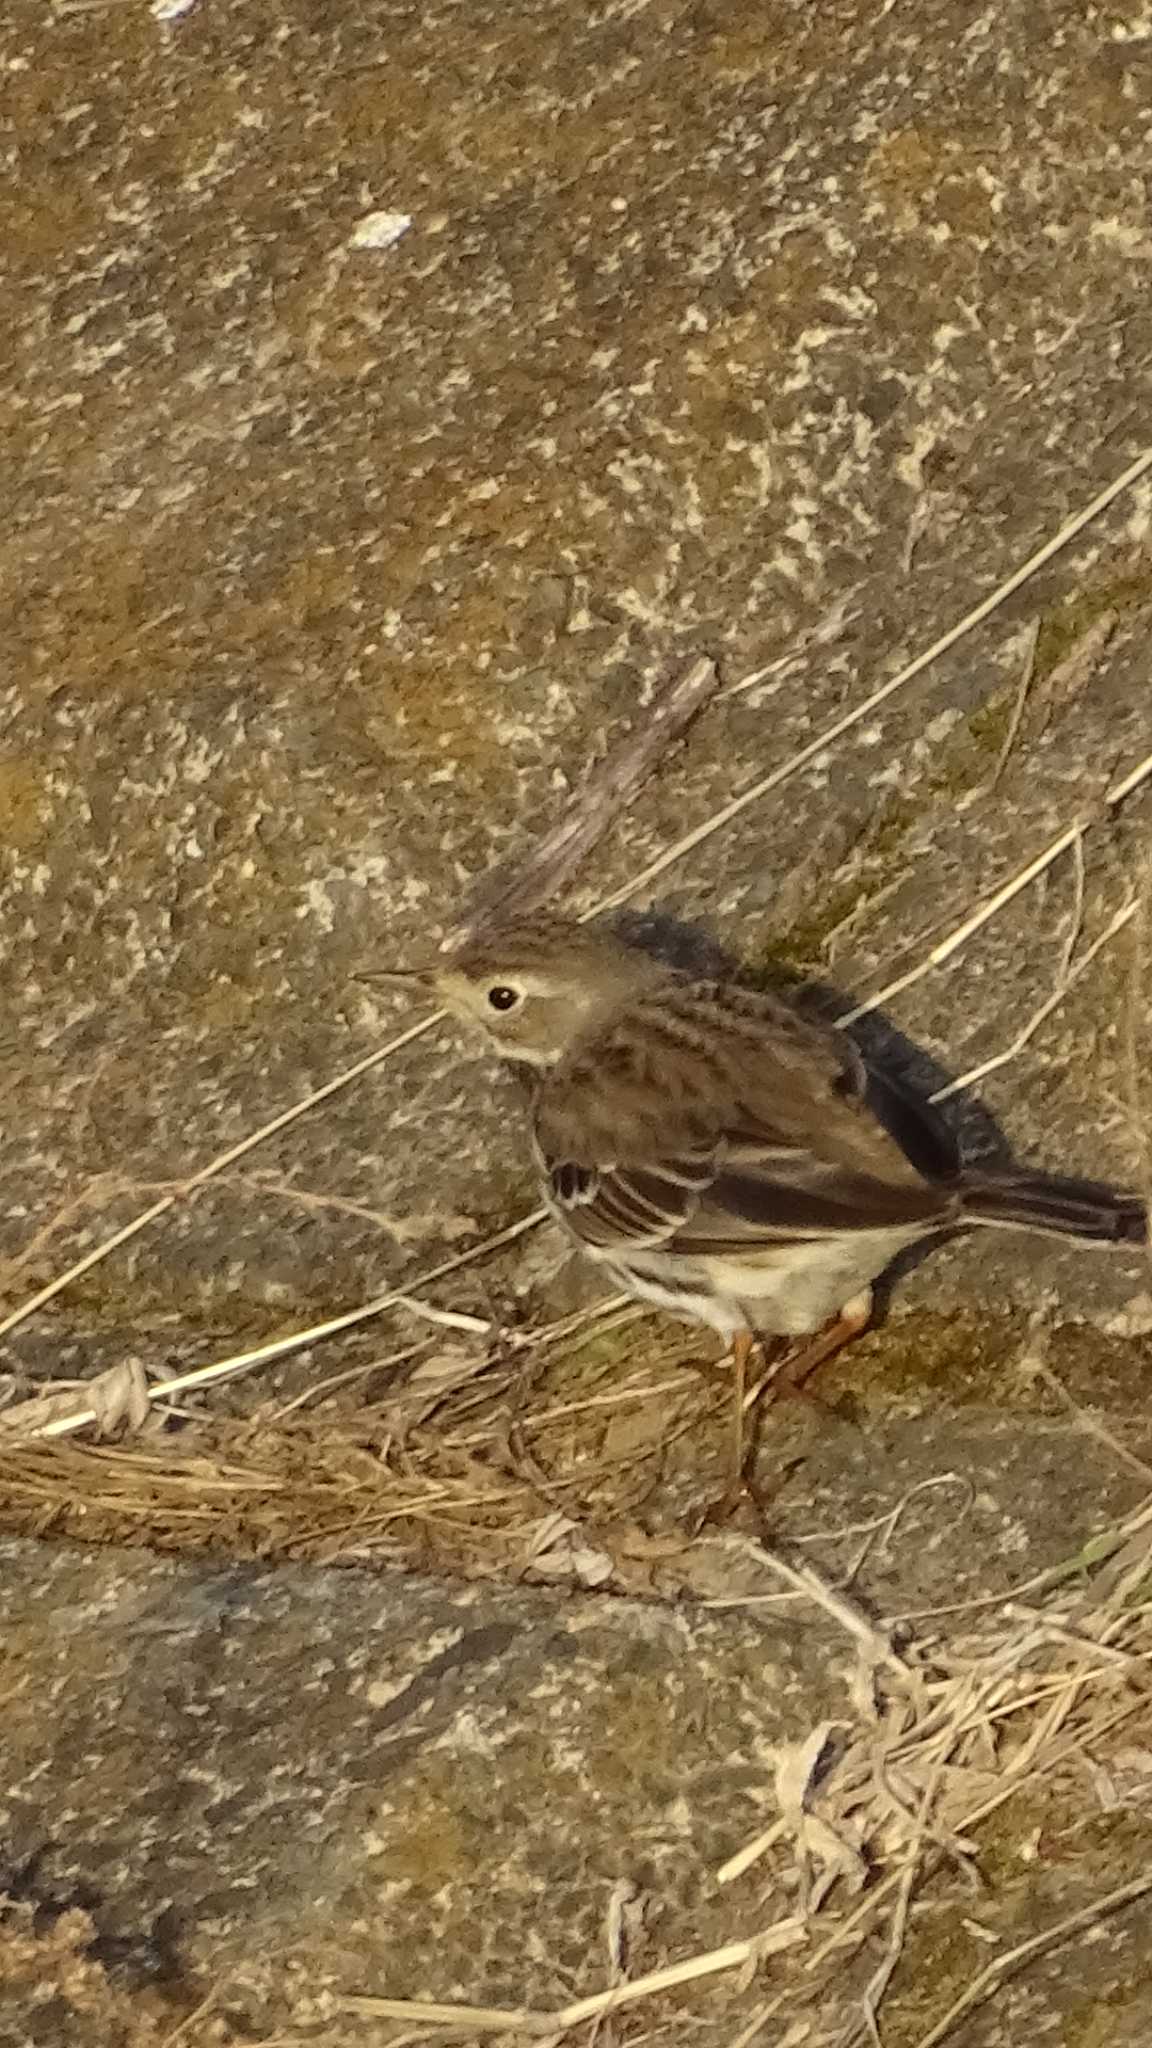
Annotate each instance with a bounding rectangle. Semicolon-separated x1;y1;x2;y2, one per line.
596;1226;924;1338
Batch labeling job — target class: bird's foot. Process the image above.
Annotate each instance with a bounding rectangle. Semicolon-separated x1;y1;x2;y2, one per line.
763;1291;873;1406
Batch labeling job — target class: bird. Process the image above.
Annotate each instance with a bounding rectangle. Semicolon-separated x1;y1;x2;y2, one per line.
361;913;1148;1495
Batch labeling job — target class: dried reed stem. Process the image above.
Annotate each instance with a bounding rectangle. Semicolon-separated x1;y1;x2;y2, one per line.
907;1873;1152;2048
341;1919;806;2036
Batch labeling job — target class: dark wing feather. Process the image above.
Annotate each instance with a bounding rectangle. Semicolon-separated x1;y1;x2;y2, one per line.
860;1065;961;1184
534;979;956;1261
541;1147;719;1251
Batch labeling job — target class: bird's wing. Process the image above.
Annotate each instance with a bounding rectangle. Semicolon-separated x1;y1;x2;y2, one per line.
534;980;954;1257
538;1141;722;1250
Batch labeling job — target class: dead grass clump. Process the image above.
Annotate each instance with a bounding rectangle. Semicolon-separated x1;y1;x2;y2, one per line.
339;1500;1152;2042
0;1314;723;1589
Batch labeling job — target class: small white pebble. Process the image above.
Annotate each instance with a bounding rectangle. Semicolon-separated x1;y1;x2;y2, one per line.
348;210;413;251
151;0;199;19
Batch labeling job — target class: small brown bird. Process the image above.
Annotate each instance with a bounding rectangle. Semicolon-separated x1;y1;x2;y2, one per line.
364;914;1147;1487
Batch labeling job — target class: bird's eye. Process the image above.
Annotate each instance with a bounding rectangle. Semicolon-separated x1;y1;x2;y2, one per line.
487;985;521;1013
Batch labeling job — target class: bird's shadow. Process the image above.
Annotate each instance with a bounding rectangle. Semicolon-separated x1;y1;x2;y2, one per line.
608;903;1051;1324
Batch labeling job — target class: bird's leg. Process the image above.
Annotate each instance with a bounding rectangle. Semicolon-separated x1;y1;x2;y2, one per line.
691;1328;763;1529
771;1289;873;1403
728;1327;757;1497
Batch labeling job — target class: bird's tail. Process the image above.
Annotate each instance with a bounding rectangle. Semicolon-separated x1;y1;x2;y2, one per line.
961;1170;1147;1246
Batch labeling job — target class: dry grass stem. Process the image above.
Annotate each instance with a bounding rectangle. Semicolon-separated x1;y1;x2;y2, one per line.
988;616;1040;789
6;1214;546;1441
932;891;1139;1101
263;1342;432;1418
724;1993;788;2047
1031;607;1119;737
462;656;720;926
906;1873;1152;2048
723;1538;906;1673
1058;828;1087;987
1123;852;1152;1253
720;590;860;699
1028;1359;1152;1488
854;1845;924;2047
5;1280;642;1443
885;1492;1152;1624
844;744;1152;1026
0;1173;135;1290
341;1922;807;2037
0;1009;443;1346
597;444;1152;913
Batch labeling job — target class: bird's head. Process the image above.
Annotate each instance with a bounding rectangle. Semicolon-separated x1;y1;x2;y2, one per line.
359;913;665;1067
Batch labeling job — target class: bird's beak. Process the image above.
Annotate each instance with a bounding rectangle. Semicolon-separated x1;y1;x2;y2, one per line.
354;964;440;993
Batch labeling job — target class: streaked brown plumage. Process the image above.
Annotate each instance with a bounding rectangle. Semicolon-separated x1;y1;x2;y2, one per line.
363;913;1147;1379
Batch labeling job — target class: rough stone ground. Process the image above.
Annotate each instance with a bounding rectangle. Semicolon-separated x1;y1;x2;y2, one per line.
3;0;1152;2040
5;1519;1152;2048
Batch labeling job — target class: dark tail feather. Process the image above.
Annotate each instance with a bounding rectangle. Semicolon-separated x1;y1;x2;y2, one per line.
962;1171;1148;1246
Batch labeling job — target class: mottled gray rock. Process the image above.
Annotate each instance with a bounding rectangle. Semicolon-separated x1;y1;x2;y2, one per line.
3;1511;1152;2045
0;1537;838;2040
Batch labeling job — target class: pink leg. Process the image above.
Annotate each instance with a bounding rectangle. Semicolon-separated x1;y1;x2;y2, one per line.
768;1290;873;1404
728;1328;757;1494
